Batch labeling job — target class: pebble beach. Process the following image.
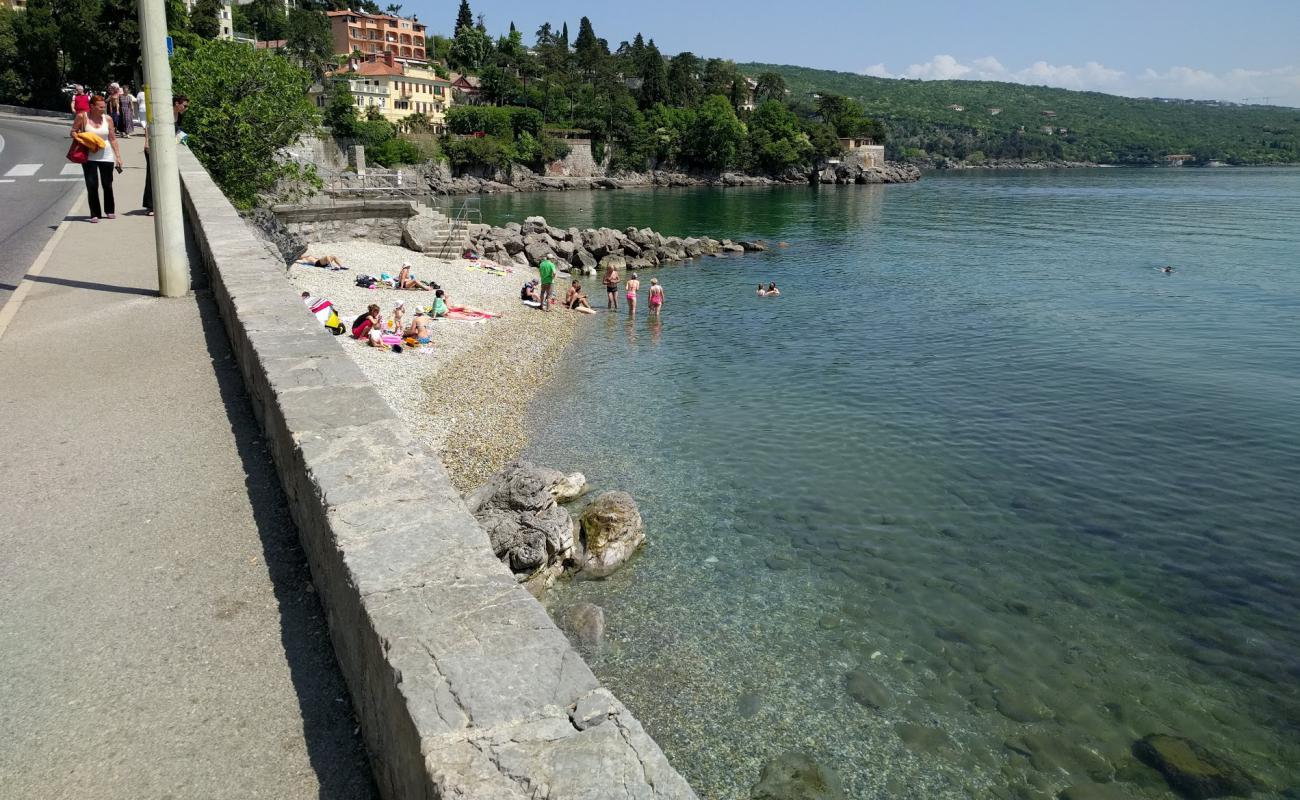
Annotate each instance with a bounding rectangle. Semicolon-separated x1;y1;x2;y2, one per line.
287;241;581;494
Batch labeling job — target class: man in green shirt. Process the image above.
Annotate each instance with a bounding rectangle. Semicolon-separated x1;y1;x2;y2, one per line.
537;254;557;311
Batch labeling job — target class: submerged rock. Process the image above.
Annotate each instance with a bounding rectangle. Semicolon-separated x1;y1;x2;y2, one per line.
845;668;892;710
751;751;846;800
575;492;645;578
1132;734;1256;799
560;602;605;649
894;723;955;755
737;692;763;719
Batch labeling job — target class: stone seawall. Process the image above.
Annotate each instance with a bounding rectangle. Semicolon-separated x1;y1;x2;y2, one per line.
176;147;698;800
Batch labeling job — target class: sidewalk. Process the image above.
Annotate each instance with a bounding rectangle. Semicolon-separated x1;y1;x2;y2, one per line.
0;136;375;799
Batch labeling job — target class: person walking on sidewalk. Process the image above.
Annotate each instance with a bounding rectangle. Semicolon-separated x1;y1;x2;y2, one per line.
142;94;189;217
71;95;124;223
70;85;90;115
118;83;135;137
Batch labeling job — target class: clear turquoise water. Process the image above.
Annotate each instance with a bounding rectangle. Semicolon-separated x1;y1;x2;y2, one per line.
469;170;1300;799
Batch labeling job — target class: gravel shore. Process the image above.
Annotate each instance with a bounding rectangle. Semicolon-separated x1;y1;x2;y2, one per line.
287;241;580;493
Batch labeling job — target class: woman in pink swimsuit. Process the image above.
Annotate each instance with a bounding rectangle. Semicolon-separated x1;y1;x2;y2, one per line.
648;278;664;316
625;272;640;314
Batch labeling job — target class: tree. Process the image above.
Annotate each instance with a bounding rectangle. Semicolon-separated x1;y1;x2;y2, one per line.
384;3;401;14
0;6;24;104
449;24;491;72
242;0;287;40
454;0;472;36
323;81;359;135
534;21;554;47
12;0;62;108
189;0;223;40
747;100;812;172
573;16;603;74
754;72;786;104
171;40;317;208
701;58;738;97
636;39;668;109
667;52;701;107
286;7;334;78
683;94;746;170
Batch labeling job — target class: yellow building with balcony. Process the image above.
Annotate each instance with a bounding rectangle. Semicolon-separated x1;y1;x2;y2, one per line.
312;52;453;132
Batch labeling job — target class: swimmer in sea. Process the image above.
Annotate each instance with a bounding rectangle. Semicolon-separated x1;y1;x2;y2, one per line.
1161;266;1175;274
757;283;767;297
767;282;780;296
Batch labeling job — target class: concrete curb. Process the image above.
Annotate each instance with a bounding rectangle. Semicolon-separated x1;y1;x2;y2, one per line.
176;148;698;800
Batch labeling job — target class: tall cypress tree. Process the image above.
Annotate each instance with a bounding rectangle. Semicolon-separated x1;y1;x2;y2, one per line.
454;0;472;34
559;21;569;51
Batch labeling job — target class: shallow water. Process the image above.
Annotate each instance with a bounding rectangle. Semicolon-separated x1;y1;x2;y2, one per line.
474;170;1300;799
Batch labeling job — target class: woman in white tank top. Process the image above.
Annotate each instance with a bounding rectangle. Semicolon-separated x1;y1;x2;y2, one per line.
71;94;123;222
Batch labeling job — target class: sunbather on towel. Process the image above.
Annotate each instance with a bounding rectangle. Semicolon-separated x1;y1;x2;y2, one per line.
397;262;431;291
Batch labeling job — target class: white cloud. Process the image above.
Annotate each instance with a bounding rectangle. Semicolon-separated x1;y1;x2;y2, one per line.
860;55;1300;106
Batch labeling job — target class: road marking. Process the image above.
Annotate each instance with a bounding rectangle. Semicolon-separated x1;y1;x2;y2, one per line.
0;179;13;183
38;178;79;182
4;163;41;177
0;132;6;157
0;192;86;343
60;163;80;176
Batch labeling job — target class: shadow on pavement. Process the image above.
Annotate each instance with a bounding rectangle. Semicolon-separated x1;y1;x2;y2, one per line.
21;274;156;296
189;232;378;800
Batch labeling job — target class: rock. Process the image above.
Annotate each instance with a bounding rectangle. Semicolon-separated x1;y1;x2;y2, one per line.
523;240;553;268
737;692;763;719
468;461;579;574
560;602;605;648
739;240;769;252
400;210;444;253
248;207;306;264
521;215;549;235
555;239;577;261
503;237;526;256
894;723;955;755
575;492;645;578
751;751;847;800
1058;784;1133;800
620;239;643;257
570;688;618;731
1132;734;1256;799
572;248;598;273
765;553;799;571
598;254;627;275
545;470;589;503
996;690;1053;723
845;668;892;709
1008;734;1112;782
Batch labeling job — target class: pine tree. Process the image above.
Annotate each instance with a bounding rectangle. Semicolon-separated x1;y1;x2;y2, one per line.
454;0;472;34
637;38;668;108
573;16;601;72
559;21;569;50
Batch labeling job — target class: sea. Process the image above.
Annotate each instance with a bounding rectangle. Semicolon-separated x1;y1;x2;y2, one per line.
453;168;1300;799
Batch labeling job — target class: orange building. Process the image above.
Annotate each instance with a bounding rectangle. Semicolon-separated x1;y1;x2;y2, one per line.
327;10;426;62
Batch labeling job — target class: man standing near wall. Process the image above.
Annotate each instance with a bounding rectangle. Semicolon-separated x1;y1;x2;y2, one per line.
142;94;188;216
538;254;556;312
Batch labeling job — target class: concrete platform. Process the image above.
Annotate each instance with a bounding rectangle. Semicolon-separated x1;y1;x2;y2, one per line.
0;136;376;799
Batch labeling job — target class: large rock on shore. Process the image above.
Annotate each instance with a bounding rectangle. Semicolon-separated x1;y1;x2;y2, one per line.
466;461;584;576
575;492;645;578
1132;734;1256;799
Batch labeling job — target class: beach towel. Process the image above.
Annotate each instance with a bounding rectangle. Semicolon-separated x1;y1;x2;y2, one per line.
447;307;498;320
308;298;346;335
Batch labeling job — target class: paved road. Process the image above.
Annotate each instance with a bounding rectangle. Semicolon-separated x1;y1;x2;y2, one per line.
0;116;83;311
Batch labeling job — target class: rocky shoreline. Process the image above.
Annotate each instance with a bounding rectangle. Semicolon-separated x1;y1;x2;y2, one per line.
466;215;773;276
403;161;920;196
924;158;1102;170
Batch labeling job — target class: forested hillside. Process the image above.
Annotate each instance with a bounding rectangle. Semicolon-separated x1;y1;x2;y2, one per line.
741;63;1300;165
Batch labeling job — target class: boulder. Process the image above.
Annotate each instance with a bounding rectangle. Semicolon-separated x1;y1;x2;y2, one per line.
522;215;549;235
575;491;645;578
598;254;627;275
621;239;643;257
751;752;846;800
560;602;605;648
845;668;892;709
250;208;307;265
572;248;598;274
524;241;553;268
400;211;445;253
570;688;618;731
467;461;579;574
503;237;526;256
547;225;568;241
1132;734;1256;799
739;240;769;252
503;221;522;236
682;237;703;258
555;239;577;261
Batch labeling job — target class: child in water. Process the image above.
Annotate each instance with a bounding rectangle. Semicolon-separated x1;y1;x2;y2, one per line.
648;278;664;316
757;283;767;297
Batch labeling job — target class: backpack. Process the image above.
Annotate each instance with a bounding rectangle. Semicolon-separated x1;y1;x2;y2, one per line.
355;274;378;288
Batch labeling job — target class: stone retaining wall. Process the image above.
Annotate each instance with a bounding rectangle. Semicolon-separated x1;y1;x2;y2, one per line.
272;200;415;246
177;147;697;800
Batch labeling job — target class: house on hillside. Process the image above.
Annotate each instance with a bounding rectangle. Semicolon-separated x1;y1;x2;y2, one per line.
988;107;1002;115
326;9;427;62
1041;110;1057;118
1165;153;1192;166
449;73;483;105
1040;126;1055;135
946;104;965;112
312;52;452;131
838;137;885;168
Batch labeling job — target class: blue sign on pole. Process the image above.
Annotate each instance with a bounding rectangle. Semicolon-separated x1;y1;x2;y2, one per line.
166;36;174;57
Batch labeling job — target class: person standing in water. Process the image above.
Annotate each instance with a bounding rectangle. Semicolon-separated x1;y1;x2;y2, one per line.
648;278;664;316
625;272;640;314
602;260;620;310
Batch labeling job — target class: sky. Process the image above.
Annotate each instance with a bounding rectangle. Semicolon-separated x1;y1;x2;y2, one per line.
402;0;1300;107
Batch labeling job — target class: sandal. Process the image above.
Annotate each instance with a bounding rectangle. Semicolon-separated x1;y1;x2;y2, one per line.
89;217;100;223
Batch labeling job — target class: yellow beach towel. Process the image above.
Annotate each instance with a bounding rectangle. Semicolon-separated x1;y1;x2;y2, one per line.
72;131;106;152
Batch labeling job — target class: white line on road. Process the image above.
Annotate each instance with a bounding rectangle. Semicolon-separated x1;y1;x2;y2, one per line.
0;179;13;183
0;132;6;157
38;178;79;182
4;163;41;177
60;163;80;176
0;192;86;342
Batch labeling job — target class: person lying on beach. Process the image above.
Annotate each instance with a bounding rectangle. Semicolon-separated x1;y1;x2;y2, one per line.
462;248;481;260
756;283;767;297
397;263;432;291
521;279;540;304
307;255;347;270
406;309;434;344
566;281;596;314
767;282;780;297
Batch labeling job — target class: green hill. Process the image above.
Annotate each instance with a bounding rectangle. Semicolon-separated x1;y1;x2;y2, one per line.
739;63;1300;165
